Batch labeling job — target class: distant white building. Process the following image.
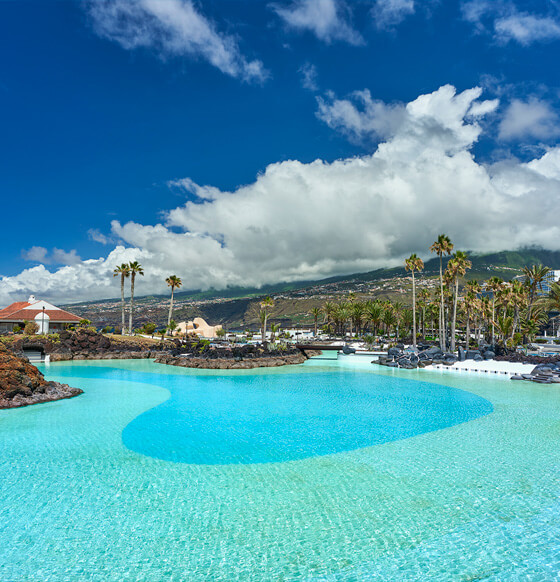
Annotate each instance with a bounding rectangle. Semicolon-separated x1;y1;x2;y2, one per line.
539;270;560;295
0;295;82;333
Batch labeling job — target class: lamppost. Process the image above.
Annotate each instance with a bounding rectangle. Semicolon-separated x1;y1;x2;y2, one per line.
42;306;45;334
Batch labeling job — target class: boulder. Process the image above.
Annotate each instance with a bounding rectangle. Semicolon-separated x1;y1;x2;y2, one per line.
473;354;484;362
0;343;82;409
458;347;466;362
483;351;495;360
387;347;401;357
466;350;481;360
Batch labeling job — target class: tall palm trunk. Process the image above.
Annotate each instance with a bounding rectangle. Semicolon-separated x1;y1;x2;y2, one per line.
439;255;445;350
512;306;520;341
262;314;268;343
466;311;470;350
129;273;136;335
411;270;417;347
491;299;495;346
167;285;175;326
451;276;459;352
120;274;126;335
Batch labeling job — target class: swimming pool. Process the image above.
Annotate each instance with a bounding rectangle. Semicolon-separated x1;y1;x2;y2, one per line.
1;357;559;580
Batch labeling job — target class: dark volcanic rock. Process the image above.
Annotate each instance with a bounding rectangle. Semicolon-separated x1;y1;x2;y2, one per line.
9;329;167;361
155;351;306;369
0;343;82;409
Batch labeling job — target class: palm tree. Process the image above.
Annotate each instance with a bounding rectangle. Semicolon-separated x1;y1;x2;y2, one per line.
523;264;550;321
430;234;454;350
418;289;430;338
509;280;527;340
322;301;336;332
544;281;560;312
270;323;281;343
382;306;397;337
259;296;274;345
493;314;514;347
486;277;503;346
127;261;144;335
113;263;130;335
351;302;366;337
447;251;472;352
334;303;351;338
365;301;383;338
166;275;183;327
311;307;321;337
464;280;481;349
405;253;424;348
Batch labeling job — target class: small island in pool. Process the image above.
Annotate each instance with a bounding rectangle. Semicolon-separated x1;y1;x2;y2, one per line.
155;343;320;369
0;342;82;409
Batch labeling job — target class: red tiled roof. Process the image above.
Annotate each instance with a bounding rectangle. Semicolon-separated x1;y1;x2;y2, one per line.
0;308;81;323
0;302;30;317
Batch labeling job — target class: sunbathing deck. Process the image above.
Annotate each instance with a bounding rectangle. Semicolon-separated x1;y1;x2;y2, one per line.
425;359;535;377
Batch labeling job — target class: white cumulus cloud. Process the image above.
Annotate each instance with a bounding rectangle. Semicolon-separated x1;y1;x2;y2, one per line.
272;0;363;45
2;85;560;307
21;247;82;266
88;0;268;82
499;98;560;140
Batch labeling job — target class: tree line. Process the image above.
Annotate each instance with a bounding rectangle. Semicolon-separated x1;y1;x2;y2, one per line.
313;235;559;350
113;262;182;335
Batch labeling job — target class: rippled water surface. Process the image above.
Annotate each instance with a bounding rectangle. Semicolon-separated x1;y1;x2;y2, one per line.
1;357;559;581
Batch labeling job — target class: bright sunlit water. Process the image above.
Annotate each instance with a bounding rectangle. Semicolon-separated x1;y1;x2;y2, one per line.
1;357;559;580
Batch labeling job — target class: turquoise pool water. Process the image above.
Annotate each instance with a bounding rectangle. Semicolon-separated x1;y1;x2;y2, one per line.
1;357;559;580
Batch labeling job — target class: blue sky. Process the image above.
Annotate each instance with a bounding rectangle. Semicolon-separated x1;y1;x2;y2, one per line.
1;0;560;303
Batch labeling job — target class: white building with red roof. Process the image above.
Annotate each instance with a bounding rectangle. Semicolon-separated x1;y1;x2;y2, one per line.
0;295;82;334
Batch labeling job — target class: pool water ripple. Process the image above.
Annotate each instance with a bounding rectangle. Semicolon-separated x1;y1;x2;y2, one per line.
1;358;559;581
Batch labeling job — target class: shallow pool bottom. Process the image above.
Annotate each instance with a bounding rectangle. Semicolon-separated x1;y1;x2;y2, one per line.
0;358;558;581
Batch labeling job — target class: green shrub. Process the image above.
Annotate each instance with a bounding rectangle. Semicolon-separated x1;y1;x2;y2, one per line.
79;319;92;326
535;338;547;344
24;321;39;335
12;325;21;334
143;323;157;336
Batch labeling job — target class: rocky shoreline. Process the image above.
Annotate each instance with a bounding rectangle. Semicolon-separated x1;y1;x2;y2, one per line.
6;329;169;362
155;344;319;369
376;344;497;369
0;343;82;409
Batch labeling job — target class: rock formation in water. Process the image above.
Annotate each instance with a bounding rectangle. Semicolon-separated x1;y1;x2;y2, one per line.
155;343;316;369
0;342;82;409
